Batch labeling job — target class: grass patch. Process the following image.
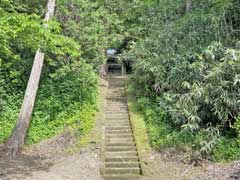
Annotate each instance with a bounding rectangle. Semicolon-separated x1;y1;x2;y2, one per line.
127;93;151;154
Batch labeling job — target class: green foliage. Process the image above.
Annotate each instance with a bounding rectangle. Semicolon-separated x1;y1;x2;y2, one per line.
56;0;125;68
0;0;47;15
213;137;240;161
0;1;104;144
124;0;240;160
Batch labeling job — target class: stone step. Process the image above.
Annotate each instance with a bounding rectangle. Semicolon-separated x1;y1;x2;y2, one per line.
106;119;129;122
106;107;128;110
105;167;141;175
106;114;128;116
106;126;131;130
105;138;134;144
105;151;138;157
106;117;129;120
106;112;128;115
105;122;129;125
106;112;128;114
106;103;126;105
105;130;132;134
105;162;140;168
106;134;133;139
106;127;131;131
106;110;128;112
107;95;125;98
105;146;136;152
105;156;139;163
106;123;130;127
105;142;135;146
107;98;127;101
106;116;129;119
106;115;128;119
106;118;129;122
104;175;141;180
103;76;142;179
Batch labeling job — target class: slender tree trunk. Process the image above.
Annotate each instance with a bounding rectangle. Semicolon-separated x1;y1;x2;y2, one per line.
5;0;56;157
185;0;192;12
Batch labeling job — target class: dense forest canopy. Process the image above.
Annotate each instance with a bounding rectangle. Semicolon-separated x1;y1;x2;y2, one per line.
0;0;240;161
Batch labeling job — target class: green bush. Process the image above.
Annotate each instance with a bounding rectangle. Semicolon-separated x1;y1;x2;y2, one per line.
213;138;240;162
0;60;98;144
0;0;124;145
124;0;240;160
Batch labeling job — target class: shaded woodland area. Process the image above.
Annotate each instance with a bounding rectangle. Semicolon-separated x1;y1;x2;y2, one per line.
0;0;240;163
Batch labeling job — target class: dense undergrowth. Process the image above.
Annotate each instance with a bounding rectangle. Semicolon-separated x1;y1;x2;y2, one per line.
0;0;123;144
124;0;240;161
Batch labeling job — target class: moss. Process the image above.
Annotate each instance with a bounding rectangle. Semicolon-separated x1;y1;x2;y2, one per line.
126;78;151;175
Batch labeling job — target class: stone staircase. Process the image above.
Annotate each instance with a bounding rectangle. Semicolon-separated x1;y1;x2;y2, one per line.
102;75;142;180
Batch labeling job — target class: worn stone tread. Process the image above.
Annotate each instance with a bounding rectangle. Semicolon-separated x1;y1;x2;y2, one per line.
102;75;141;180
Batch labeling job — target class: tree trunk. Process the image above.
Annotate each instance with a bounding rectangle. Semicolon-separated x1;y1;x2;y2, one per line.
5;0;56;157
185;0;192;12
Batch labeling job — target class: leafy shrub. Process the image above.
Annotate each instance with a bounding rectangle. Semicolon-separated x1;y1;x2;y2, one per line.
1;0;132;145
0;60;98;144
124;0;240;160
213;137;240;162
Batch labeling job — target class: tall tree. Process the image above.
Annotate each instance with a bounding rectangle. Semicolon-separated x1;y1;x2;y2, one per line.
5;0;56;157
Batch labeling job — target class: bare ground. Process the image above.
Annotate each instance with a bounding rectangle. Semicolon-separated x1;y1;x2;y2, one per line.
139;150;240;180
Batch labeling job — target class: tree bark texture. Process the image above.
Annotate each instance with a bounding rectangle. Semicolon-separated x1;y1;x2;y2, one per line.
186;0;192;12
5;0;56;157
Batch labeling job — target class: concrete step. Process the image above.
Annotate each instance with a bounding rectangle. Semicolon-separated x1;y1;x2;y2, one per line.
106;118;129;121
105;151;138;157
106;123;130;127
106;134;132;139
103;76;142;179
106;116;128;119
106;124;130;127
106;119;129;122
105;137;134;142
106;108;128;110
105;146;136;152
106;110;128;112
106;114;129;117
106;118;129;122
106;112;128;115
105;167;141;175
106;127;131;131
105;156;139;162
105;142;135;146
106;104;127;106
105;162;140;168
105;129;132;134
106;120;129;122
106;126;131;130
104;175;141;180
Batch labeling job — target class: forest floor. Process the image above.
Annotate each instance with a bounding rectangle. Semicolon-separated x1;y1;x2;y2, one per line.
0;77;239;180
